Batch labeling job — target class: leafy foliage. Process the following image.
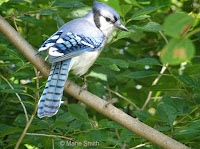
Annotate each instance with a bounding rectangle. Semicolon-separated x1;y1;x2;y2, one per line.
0;0;200;148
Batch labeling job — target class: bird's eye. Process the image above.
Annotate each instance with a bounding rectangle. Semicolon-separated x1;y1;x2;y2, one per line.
105;17;111;22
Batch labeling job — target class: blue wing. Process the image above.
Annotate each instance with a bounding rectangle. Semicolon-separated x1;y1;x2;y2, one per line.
36;30;104;63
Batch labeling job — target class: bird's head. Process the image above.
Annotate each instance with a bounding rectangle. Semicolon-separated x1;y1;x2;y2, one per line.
92;1;128;36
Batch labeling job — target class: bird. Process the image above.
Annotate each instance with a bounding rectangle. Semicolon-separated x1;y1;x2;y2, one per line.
36;1;128;118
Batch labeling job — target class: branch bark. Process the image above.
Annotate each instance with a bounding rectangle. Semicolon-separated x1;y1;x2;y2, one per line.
0;16;189;149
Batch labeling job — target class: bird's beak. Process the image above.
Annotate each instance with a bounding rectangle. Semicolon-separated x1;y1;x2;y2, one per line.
115;20;129;32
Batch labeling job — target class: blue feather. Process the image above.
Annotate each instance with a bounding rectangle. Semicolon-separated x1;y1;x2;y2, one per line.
37;59;71;118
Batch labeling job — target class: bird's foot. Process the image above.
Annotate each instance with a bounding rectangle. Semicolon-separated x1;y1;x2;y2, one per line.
79;75;87;95
79;83;87;95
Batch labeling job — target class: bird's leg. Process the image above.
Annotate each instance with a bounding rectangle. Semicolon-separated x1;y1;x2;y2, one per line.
79;75;87;95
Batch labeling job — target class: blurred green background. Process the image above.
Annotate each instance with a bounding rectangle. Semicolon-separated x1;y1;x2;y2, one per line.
0;0;200;148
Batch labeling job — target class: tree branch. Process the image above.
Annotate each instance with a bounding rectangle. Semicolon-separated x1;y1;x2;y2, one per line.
0;15;189;149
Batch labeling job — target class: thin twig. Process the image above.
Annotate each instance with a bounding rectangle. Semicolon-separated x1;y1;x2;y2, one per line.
33;67;40;100
15;62;30;72
106;84;113;100
174;106;199;126
105;87;140;110
130;143;146;149
141;64;168;110
185;28;200;38
14;101;38;149
0;75;29;123
52;138;54;149
4;7;50;19
12;13;20;33
26;133;75;141
158;31;168;44
150;96;185;100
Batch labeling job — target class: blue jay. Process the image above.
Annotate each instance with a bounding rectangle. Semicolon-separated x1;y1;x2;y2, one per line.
36;1;128;118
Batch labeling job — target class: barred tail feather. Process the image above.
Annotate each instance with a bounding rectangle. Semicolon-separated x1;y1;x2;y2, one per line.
37;59;71;118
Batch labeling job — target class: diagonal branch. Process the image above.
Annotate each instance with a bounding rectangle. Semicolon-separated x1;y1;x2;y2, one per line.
0;15;189;149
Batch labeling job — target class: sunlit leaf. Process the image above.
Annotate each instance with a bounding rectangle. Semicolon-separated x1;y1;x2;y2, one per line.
163;12;195;38
0;0;9;6
88;71;107;81
160;38;195;65
132;22;163;32
121;5;132;17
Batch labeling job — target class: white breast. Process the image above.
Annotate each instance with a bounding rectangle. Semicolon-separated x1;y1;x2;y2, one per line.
69;50;101;76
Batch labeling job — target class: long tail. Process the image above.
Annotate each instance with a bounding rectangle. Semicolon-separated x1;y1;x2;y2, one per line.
37;59;71;118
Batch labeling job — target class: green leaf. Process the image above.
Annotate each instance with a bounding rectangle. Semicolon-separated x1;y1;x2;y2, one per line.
157;104;177;126
134;111;152;121
68;104;89;124
10;71;30;77
184;64;200;75
132;22;163;32
99;120;123;129
25;144;39;149
98;58;129;68
0;0;9;6
41;137;51;148
133;58;161;65
131;14;150;20
173;121;200;137
88;71;107;81
18;16;43;26
121;5;132;17
162;97;185;115
125;71;158;79
96;58;129;71
0;127;23;137
13;114;27;127
56;112;74;123
160;38;195;65
124;0;143;8
131;6;162;19
104;0;121;16
88;82;105;97
40;9;58;15
177;75;200;91
53;121;68;129
0;89;24;94
156;126;172;131
117;31;133;40
150;0;171;12
52;1;85;8
53;15;65;28
85;130;109;141
163;12;195;38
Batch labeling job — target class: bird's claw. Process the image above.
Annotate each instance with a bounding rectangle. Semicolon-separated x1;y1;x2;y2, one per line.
79;75;87;95
79;83;87;95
